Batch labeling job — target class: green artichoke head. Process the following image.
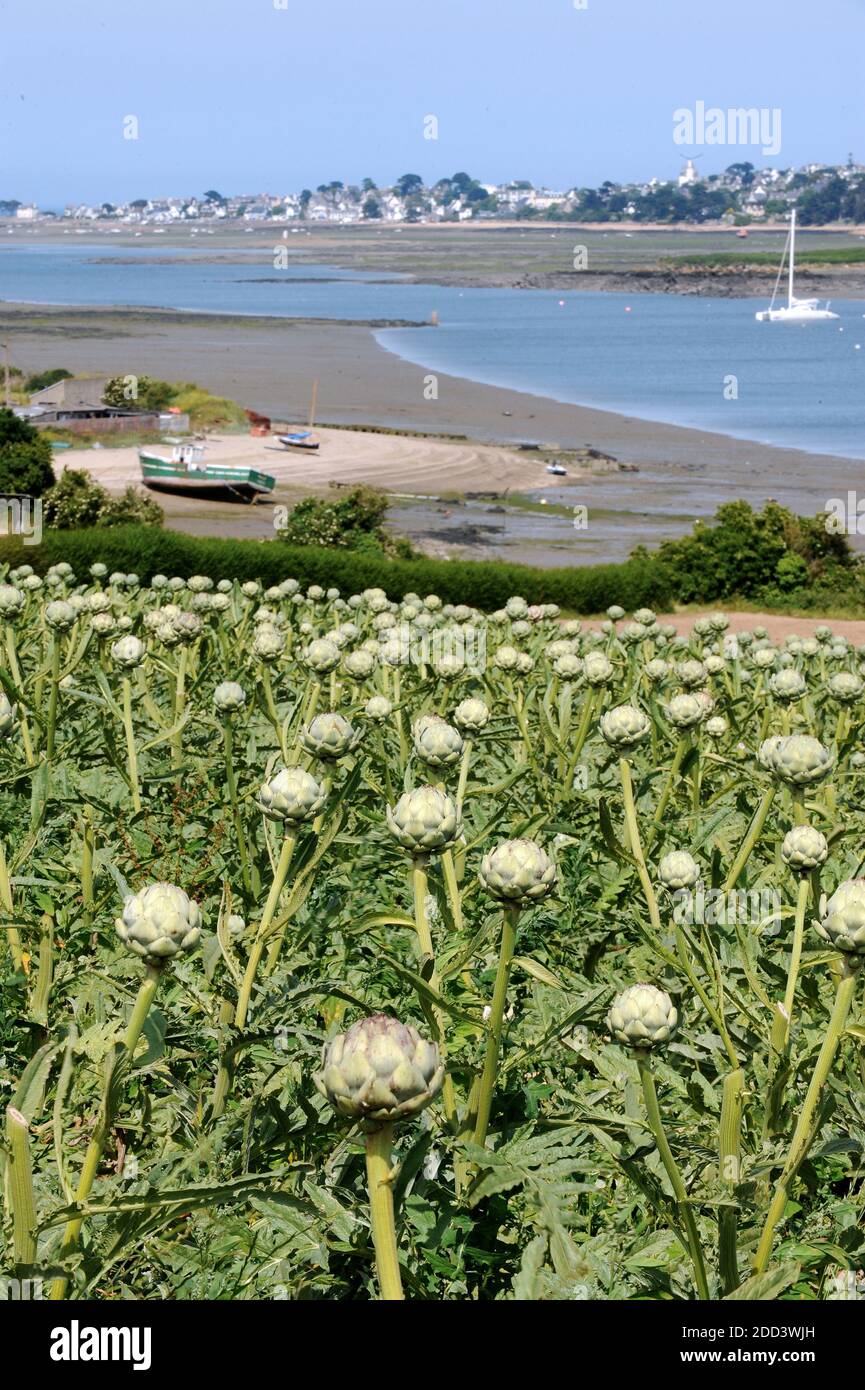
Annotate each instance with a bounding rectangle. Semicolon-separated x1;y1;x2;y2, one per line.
0;692;18;739
304;638;341;674
116;882;202;965
318;1013;444;1129
771;735;833;788
111;635;146;669
781;825;829;874
453;696;490;733
607;983;678;1050
816;880;865;956
364;695;393;722
412;714;463;768
583;653;614;686
387;785;460;855
600;704;651;750
214;680;247;713
479;837;557;903
300;712;360;761
258;766;328;823
658;850;700;891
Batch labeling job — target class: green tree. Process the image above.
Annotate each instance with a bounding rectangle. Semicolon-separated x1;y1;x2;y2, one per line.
394;173;424;197
0;408;55;496
102;375;175;411
362;196;382;220
25;367;73;394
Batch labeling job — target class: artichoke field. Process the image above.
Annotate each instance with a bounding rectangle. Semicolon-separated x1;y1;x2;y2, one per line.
2;566;865;1300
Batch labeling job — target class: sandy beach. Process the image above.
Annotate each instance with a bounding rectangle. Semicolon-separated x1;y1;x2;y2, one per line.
7;298;861;565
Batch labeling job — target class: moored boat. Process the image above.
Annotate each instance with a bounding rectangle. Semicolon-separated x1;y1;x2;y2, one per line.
139;444;275;502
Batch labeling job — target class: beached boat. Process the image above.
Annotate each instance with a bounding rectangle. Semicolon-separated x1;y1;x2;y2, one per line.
139;443;275;502
546;462;568;476
278;379;321;451
756;210;839;323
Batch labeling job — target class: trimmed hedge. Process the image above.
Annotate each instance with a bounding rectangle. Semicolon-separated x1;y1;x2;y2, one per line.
0;526;675;615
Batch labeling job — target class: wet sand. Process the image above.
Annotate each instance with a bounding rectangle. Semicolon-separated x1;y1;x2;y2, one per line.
5;301;863;564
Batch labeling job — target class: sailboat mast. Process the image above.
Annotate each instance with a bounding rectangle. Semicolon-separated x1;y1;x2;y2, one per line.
788;209;796;308
308;379;318;430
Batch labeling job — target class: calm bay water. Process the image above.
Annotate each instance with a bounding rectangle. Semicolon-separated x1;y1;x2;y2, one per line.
1;242;863;459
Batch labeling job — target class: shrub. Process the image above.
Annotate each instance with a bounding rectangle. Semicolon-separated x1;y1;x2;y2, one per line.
41;469;163;530
276;484;413;558
651;500;857;604
103;374;175;412
0;408;56;497
0;525;673;613
168;386;246;429
24;367;73;394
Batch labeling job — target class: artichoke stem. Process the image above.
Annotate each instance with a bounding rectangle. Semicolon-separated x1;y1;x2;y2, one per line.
637;1054;710;1300
45;633;61;759
121;676;141;814
472;904;519;1149
753;962;859;1275
0;838;24;973
222;718;252;900
411;858;458;1131
718;1068;744;1295
50;963;162;1300
723;787;775;893
365;1123;403;1300
5;629;34;765
782;876;810;1039
235;833;295;1027
6;1106;37;1267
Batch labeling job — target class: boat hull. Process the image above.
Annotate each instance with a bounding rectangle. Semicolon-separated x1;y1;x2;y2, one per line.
139;452;275;502
756;308;839;322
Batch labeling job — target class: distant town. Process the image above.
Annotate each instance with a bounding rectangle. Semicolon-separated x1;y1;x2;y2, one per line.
3;159;865;229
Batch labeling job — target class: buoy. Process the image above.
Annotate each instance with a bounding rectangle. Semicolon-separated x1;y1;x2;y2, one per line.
625;306;632;313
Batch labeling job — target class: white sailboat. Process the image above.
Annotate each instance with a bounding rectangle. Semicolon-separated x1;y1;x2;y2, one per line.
755;210;838;322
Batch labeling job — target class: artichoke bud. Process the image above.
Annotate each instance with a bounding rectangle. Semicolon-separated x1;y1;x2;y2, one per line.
214;680;247;713
317;1014;444;1129
607;983;678;1050
258;766;328;823
300;712;360;761
387;785;460;855
600;703;651;750
816;880;865;957
657;850;700;890
781;824;829;874
479;837;557;903
116;883;202;965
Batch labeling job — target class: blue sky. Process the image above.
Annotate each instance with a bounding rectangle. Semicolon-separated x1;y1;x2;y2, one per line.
3;0;864;205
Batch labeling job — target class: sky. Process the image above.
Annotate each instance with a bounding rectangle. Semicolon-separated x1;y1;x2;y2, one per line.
2;0;864;206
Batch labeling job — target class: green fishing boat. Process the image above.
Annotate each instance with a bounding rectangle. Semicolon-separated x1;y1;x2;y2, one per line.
139;444;275;502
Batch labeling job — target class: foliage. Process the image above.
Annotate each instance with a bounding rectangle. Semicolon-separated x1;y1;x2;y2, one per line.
101;375;246;429
276;484;412;558
0;576;864;1303
0;524;674;614
41;468;164;530
649;501;858;607
25;367;73;394
103;375;175;412
0;407;56;496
